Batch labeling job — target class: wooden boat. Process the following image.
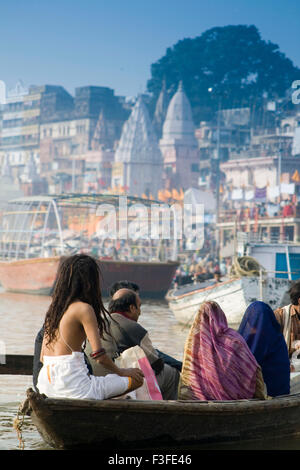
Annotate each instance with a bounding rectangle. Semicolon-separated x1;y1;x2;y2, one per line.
0;194;179;298
166;246;300;326
4;356;300;449
0;257;59;296
20;387;300;450
166;276;291;327
0;354;33;375
0;256;178;298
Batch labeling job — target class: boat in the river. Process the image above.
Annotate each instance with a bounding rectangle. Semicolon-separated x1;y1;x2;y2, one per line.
166;236;300;326
166;275;291;327
0;256;178;298
0;194;178;298
5;357;300;449
20;386;300;450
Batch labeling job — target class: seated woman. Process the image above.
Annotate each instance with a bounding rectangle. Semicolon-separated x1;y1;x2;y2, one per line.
238;301;290;397
37;254;144;400
178;301;266;401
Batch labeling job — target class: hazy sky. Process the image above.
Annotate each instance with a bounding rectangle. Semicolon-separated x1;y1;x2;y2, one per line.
1;0;300;98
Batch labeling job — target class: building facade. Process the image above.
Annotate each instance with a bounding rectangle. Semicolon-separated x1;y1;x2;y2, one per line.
39;86;129;193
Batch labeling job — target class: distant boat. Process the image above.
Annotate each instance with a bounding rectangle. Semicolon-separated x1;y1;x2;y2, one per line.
0;194;179;298
166;276;291;327
166;238;300;327
0;256;178;298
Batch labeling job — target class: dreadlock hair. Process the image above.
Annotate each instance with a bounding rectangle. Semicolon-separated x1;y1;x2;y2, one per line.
43;254;110;346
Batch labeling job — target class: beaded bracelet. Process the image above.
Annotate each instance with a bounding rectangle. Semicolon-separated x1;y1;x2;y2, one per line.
89;348;106;359
127;377;132;391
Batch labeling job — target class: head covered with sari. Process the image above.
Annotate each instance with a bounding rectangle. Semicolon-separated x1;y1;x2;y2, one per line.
238;301;290;397
178;301;259;401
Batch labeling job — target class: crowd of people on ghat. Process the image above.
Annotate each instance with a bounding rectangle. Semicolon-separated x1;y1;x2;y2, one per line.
33;253;300;402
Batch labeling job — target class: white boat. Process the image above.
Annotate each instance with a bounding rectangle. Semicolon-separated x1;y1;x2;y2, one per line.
166;235;300;327
166;276;291;327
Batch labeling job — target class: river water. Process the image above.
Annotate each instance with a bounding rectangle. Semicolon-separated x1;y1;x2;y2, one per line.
1;288;300;451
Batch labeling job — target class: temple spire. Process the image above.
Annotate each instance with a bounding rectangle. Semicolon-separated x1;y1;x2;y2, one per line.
178;80;184;92
159;80;199;190
115;95;161;163
153;79;169;139
160;80;197;147
113;95;162;196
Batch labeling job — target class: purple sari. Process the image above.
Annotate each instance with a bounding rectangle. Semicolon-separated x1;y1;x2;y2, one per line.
238;301;290;397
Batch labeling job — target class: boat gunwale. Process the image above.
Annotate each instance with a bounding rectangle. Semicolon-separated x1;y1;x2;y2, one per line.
0;255;179;267
0;257;60;266
26;389;300;415
97;259;179;267
166;273;291;302
0;257;179;267
166;278;242;302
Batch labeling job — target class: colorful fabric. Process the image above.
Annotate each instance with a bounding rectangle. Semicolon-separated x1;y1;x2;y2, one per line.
116;345;163;400
238;301;290;397
178;301;259;401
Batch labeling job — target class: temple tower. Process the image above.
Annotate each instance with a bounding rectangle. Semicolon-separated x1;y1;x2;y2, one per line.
159;81;200;189
112;96;163;197
152;80;169;139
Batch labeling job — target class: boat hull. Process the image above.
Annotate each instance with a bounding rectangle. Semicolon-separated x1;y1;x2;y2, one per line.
99;259;178;298
0;257;59;295
0;257;178;298
24;388;300;450
166;277;291;327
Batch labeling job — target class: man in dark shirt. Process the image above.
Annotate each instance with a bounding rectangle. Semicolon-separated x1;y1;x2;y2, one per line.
85;288;181;399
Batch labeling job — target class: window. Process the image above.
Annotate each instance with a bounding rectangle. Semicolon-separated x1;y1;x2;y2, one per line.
191;163;199;172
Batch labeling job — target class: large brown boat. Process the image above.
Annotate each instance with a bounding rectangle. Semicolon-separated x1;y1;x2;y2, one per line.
0;194;179;298
0;256;178;298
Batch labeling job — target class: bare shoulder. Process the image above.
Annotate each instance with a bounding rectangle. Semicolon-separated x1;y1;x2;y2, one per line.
67;301;95;319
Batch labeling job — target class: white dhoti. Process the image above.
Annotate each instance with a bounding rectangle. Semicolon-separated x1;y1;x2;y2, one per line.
37;352;129;400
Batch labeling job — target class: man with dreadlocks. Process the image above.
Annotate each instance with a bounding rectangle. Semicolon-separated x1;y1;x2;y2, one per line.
36;254;144;400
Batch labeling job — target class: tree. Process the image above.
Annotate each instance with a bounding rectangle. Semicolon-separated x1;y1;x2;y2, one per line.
147;25;300;124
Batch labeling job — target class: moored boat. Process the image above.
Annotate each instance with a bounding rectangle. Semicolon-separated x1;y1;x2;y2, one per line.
166;237;300;327
0;257;59;295
0;194;179;298
0;257;178;298
166;275;291;327
21;387;300;450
